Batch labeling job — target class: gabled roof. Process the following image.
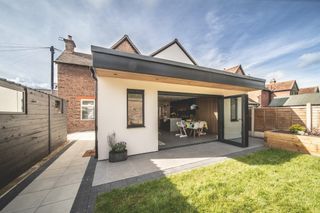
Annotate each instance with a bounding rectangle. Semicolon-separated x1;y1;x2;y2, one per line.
299;86;319;94
55;51;92;66
266;80;297;92
150;39;197;65
224;65;245;75
111;34;141;54
269;93;320;107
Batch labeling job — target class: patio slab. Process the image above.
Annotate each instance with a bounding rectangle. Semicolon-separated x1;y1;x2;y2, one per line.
1;134;94;213
92;137;265;186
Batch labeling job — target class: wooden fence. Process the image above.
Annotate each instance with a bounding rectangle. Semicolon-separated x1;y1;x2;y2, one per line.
249;105;320;137
0;79;67;189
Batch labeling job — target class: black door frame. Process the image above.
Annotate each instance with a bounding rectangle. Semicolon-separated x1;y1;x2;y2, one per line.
218;94;249;147
157;91;249;148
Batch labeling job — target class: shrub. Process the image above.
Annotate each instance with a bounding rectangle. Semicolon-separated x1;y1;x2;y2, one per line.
289;124;306;134
108;132;127;153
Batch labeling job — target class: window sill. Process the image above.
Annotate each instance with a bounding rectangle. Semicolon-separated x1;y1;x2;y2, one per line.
127;125;145;129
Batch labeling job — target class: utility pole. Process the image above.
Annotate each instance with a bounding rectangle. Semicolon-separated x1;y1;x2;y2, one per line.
50;46;55;91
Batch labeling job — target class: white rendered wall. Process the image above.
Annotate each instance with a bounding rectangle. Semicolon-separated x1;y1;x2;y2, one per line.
153;43;194;65
224;98;242;140
97;77;245;160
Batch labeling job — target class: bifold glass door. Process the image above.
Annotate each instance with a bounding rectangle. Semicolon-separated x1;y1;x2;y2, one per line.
223;95;248;147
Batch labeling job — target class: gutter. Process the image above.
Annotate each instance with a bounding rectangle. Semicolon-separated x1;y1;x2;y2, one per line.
90;67;98;159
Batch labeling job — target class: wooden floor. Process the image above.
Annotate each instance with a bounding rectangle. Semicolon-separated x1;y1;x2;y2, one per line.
159;130;218;150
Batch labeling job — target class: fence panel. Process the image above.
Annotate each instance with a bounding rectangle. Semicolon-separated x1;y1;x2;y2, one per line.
0;80;67;189
253;106;308;132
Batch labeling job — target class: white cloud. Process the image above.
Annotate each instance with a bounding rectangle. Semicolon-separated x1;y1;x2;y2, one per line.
264;70;285;83
298;51;320;67
205;11;224;37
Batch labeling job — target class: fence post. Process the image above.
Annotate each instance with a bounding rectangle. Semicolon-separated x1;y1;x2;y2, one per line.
48;95;51;154
306;103;312;131
251;107;255;136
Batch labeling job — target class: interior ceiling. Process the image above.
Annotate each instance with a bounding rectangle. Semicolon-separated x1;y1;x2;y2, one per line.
158;95;196;102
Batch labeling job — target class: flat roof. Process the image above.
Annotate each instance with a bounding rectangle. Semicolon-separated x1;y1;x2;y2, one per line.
91;45;265;90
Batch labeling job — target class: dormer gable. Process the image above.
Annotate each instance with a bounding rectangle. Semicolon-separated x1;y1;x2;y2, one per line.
150;39;197;65
111;34;140;54
224;65;245;75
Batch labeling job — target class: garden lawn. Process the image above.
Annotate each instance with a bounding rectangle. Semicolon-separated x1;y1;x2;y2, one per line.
95;149;320;213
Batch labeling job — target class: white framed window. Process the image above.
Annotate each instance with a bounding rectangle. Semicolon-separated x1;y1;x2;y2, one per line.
81;99;95;120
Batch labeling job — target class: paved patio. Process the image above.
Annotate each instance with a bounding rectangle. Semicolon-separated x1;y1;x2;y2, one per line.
93;137;265;187
1;132;94;213
1;133;266;213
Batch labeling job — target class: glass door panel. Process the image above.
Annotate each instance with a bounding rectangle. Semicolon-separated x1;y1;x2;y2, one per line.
223;95;248;147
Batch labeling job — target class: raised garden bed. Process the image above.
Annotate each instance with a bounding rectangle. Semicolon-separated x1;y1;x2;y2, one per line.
264;130;320;156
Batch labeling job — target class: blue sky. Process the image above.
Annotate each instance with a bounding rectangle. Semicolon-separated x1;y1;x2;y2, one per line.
0;0;320;89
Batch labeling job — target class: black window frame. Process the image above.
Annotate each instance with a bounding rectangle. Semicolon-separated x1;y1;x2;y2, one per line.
230;97;238;122
0;83;27;115
127;89;145;128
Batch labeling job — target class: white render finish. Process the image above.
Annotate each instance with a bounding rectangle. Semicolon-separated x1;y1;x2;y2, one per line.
152;43;195;65
97;76;246;160
224;97;242;140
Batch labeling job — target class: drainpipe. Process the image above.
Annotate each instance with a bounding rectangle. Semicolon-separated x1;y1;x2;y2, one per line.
90;67;98;159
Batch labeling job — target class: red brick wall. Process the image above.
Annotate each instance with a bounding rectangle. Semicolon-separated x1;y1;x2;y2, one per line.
248;90;271;107
57;63;95;133
260;90;271;107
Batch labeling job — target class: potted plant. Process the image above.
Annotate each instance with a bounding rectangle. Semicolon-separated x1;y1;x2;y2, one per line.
289;124;306;135
108;132;128;162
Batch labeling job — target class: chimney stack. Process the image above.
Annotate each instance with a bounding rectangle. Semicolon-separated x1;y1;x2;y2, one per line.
63;35;76;53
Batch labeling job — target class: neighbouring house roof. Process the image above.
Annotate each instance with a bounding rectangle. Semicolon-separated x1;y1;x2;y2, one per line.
299;86;319;94
266;80;297;92
150;39;197;65
91;45;265;90
55;51;92;67
111;34;141;54
224;65;245;75
269;93;320;107
55;34;141;67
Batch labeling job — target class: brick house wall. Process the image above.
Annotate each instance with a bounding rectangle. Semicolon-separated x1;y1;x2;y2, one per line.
248;90;271;107
57;63;95;133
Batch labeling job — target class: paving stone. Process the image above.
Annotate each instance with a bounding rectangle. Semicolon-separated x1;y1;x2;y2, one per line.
36;199;74;213
42;183;80;205
2;190;49;213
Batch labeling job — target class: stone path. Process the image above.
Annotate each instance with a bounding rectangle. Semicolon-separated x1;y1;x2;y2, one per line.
1;132;94;213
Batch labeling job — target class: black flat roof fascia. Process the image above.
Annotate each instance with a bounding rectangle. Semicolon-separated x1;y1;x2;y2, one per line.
91;45;265;90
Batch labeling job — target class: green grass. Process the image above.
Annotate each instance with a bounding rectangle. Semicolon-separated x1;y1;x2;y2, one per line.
95;149;320;213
